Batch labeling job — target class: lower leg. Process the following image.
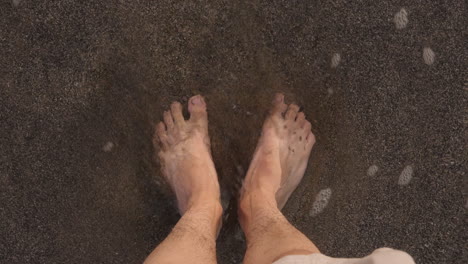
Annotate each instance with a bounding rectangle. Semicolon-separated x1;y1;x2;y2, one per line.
145;95;221;264
144;201;222;264
240;189;319;264
239;93;320;264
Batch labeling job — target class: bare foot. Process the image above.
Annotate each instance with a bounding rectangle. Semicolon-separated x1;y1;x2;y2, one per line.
153;95;220;214
241;93;315;209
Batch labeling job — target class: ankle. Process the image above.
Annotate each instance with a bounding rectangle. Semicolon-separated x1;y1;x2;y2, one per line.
239;188;279;231
178;186;220;214
187;195;222;215
240;188;277;208
185;199;223;236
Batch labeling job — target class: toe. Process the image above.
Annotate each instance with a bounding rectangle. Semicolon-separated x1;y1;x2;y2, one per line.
296;112;306;126
188;95;207;122
285;104;300;120
154;122;169;149
155;121;167;137
270;93;287;116
303;120;312;132
163;111;174;130
306;131;316;146
170;102;185;125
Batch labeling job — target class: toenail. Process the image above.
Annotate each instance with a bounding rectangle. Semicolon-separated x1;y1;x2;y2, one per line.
191;96;202;105
275;94;283;102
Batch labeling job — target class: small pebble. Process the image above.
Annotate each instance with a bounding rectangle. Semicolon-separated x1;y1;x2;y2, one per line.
103;142;114;152
12;0;21;7
367;165;379;177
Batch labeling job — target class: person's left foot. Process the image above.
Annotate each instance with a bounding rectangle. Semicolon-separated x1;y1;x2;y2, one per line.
240;93;315;211
153;95;220;214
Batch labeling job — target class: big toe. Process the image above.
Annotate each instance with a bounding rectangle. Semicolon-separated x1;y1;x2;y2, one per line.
188;95;207;123
270;93;288;117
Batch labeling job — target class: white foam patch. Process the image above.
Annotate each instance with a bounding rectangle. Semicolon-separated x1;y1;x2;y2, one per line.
423;47;435;65
367;165;379;177
103;141;114;152
398;165;413;185
331;53;341;68
394;8;408;29
309;188;332;217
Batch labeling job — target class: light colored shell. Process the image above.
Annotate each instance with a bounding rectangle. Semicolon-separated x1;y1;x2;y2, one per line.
394;8;409;29
398;165;414;185
423;47;435;65
331;53;341;68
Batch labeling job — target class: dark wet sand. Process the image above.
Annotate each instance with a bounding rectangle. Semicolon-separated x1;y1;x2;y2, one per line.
0;1;465;263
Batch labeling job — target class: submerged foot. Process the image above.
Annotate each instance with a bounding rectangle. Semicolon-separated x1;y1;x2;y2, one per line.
241;93;315;209
153;95;220;214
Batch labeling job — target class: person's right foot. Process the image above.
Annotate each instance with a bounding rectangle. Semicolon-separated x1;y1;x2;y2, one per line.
240;93;315;209
153;95;220;215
